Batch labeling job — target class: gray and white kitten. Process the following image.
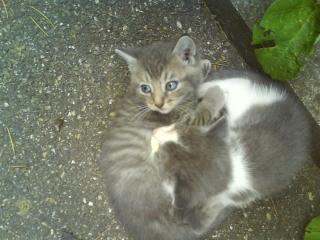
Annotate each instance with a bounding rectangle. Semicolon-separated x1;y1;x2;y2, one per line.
99;37;312;240
152;70;312;236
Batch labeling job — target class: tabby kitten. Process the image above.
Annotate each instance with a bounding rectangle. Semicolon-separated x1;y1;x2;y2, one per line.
99;36;215;240
114;35;211;117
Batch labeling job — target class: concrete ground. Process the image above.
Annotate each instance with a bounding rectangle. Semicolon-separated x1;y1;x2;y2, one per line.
0;0;319;239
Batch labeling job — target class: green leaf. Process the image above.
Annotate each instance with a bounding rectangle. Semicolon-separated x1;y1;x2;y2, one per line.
304;215;320;240
255;47;301;79
252;0;320;80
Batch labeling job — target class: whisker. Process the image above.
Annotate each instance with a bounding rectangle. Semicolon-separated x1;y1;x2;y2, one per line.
131;107;150;122
131;109;146;122
133;105;148;111
137;108;151;121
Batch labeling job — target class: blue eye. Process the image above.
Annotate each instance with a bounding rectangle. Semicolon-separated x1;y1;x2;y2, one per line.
166;80;178;91
140;84;152;93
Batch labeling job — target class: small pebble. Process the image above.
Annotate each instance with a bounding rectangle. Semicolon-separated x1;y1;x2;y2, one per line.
266;212;272;221
41;222;48;227
54;118;64;132
308;192;314;201
176;21;182;29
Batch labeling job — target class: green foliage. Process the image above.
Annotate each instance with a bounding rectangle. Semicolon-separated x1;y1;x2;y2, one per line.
252;0;320;80
304;215;320;240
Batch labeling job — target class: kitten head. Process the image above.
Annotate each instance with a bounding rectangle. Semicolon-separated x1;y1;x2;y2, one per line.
116;36;211;114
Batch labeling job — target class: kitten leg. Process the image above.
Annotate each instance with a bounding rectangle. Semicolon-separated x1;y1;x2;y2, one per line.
200;87;225;121
191;198;225;235
197;81;223;98
184;86;226;128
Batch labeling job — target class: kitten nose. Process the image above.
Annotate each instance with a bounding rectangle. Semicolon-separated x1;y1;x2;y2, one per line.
153;93;164;109
155;101;164;109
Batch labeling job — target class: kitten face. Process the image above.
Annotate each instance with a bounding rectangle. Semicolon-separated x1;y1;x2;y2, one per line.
116;36;211;114
130;56;198;114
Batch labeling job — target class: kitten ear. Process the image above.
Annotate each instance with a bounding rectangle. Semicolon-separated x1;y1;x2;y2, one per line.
201;59;211;79
172;36;197;64
115;48;138;71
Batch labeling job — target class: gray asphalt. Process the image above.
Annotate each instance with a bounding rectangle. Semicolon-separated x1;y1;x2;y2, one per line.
0;0;319;239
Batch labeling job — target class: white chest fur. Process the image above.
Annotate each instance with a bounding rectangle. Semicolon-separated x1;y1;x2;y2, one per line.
149;124;178;206
198;78;285;124
150;124;179;155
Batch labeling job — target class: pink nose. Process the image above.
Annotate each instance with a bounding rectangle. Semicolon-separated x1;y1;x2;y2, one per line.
155;101;164;109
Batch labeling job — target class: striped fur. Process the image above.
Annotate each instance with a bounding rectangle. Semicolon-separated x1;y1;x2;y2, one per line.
99;37;312;240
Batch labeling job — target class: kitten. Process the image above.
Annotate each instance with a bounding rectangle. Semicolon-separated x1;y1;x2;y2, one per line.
99;34;312;240
151;70;313;236
99;36;215;240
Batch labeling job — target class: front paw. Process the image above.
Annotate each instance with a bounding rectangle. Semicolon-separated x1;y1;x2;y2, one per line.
187;109;212;126
183;107;224;127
